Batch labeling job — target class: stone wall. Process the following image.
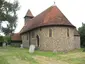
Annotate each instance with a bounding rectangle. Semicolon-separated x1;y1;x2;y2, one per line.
21;33;30;48
74;36;80;49
38;27;75;51
21;26;80;51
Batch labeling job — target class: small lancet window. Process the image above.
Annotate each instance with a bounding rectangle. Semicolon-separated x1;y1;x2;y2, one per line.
67;28;69;37
49;29;52;37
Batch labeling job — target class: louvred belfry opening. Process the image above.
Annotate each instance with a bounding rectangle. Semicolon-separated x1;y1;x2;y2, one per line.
24;9;34;24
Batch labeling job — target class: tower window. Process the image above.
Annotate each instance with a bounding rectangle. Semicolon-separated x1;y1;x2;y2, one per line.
67;28;69;37
49;29;52;37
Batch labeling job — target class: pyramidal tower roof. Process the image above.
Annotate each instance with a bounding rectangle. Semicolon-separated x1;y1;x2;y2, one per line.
21;5;75;33
25;9;34;17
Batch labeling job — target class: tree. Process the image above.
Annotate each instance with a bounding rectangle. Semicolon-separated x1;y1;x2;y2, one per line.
78;23;85;47
3;35;11;44
0;36;4;43
0;0;5;31
0;36;4;46
0;0;20;35
0;0;5;20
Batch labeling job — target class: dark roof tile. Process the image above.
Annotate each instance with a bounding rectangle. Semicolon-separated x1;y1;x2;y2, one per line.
11;33;21;41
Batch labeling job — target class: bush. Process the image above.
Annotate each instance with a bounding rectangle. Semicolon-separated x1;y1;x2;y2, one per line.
0;36;4;43
78;23;85;47
3;36;11;44
0;36;4;46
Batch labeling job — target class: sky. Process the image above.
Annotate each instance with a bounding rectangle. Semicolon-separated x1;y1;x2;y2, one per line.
6;0;85;33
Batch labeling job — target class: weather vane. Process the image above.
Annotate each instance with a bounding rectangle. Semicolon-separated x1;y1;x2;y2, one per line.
53;1;56;6
54;1;55;5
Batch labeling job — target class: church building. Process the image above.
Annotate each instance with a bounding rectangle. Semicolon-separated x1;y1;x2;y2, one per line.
20;5;80;52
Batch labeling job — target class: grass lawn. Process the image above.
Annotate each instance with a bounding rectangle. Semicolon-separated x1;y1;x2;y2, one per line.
0;46;85;64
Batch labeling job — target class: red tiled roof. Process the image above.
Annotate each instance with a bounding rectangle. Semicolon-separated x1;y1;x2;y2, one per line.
11;33;21;41
20;5;75;33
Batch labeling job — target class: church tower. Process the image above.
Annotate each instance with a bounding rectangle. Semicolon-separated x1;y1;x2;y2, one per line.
24;10;34;24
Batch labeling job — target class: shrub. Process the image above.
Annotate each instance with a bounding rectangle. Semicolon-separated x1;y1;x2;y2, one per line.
0;36;4;43
3;36;11;44
0;36;4;46
78;23;85;47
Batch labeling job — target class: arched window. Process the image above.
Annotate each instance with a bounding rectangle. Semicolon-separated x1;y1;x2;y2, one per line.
36;35;39;47
49;29;52;37
67;28;69;37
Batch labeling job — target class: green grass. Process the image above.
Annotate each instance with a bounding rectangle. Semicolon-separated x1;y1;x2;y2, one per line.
0;47;85;64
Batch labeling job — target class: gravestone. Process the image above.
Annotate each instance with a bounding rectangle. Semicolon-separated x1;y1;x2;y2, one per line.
20;44;23;48
29;45;35;53
3;42;6;47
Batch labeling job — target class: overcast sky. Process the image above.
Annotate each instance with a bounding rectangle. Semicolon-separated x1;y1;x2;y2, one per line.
6;0;85;33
